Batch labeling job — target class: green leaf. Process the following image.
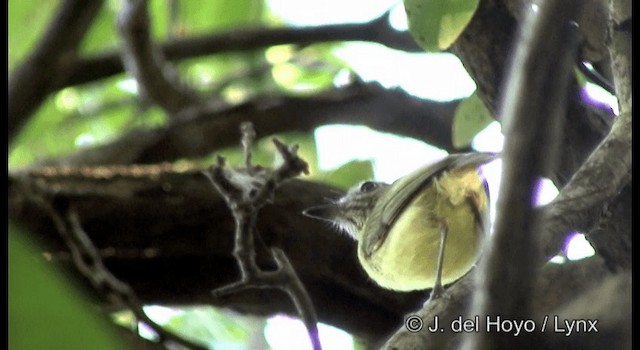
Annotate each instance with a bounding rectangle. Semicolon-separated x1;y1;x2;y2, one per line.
170;0;263;36
403;0;479;52
8;0;60;69
9;223;127;350
452;92;494;148
79;1;120;54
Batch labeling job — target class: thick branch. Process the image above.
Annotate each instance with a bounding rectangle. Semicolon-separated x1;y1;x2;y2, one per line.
537;0;632;270
34;83;461;167
608;0;632;111
383;256;615;349
384;273;476;350
539;111;631;261
463;1;583;349
20;184;206;349
9;161;629;347
451;0;613;186
503;0;610;64
8;165;426;344
537;272;631;349
8;0;104;144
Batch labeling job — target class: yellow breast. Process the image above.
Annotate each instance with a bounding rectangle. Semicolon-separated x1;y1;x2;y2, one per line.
357;167;488;291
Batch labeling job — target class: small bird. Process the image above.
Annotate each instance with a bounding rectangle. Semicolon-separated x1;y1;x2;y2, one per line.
304;152;496;297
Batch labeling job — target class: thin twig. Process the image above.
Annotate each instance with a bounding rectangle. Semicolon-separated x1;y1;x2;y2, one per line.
117;0;199;115
29;191;207;350
203;122;321;350
59;9;420;89
241;122;256;169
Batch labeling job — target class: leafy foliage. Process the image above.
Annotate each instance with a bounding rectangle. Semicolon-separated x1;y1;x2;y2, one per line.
404;0;479;51
451;92;493;148
8;0;59;69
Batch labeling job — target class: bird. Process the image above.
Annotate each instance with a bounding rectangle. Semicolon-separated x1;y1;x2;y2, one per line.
303;152;497;297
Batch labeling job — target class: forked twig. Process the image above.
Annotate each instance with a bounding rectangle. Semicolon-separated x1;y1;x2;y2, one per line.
202;122;321;350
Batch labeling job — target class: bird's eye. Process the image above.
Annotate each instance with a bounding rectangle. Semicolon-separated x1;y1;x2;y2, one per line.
360;181;377;192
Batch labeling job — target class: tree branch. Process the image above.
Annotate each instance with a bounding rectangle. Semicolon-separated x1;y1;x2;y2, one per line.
463;1;583;349
382;256;616;349
33;83;461;167
117;0;199;115
607;0;632;111
203;123;321;349
451;0;613;186
24;190;207;350
384;273;476;350
9;163;427;345
10;4;419;146
502;0;610;65
536;272;631;349
8;0;104;144
58;10;421;89
537;0;632;270
538;110;631;262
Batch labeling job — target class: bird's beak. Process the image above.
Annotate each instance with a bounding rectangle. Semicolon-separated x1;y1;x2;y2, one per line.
302;204;338;222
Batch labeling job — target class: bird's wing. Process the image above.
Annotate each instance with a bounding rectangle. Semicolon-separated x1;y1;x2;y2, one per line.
360;152;497;257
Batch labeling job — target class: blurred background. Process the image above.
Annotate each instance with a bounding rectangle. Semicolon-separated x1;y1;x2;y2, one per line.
9;0;612;349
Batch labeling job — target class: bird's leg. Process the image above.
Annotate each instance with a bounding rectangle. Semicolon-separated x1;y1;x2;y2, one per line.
429;220;448;301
